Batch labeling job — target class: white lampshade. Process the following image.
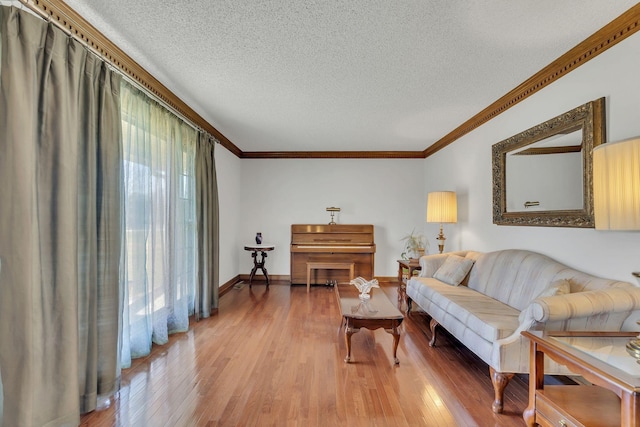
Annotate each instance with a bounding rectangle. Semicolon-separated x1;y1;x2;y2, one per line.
593;137;640;230
426;191;458;223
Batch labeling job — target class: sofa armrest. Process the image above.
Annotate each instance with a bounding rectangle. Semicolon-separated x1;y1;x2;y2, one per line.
493;290;640;374
418;251;470;277
531;287;640;323
418;254;450;277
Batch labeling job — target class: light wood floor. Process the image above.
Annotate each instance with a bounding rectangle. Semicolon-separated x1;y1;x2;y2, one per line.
80;281;528;426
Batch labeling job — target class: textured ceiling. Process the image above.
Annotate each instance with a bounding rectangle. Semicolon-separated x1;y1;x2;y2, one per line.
62;0;638;153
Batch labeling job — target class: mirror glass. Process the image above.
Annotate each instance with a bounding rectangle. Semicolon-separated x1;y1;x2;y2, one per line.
492;98;605;227
506;127;583;212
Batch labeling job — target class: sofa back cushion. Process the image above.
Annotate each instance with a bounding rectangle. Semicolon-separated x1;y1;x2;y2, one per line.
553;269;633;293
467;250;568;310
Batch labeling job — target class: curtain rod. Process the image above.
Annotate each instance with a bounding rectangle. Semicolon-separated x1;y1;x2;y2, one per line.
5;1;206;136
14;0;234;149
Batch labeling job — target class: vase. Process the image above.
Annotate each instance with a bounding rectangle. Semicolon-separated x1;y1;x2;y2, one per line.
359;291;371;301
255;232;262;244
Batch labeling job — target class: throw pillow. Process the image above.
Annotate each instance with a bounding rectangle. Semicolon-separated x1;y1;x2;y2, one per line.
433;254;475;286
536;279;571;299
518;279;571;324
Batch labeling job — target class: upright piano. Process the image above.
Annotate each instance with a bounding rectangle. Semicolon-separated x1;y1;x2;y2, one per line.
290;224;375;285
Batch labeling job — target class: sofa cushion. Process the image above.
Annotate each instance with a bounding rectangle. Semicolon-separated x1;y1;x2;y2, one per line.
433;254;475;286
412;278;519;341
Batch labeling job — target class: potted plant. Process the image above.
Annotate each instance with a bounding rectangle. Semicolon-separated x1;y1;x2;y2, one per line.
400;229;428;260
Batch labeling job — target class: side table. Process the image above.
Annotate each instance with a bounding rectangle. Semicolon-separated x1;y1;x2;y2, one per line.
244;244;275;287
397;259;421;284
522;330;640;426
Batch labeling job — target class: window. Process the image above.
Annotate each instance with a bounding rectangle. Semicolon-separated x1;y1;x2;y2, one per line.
119;82;198;366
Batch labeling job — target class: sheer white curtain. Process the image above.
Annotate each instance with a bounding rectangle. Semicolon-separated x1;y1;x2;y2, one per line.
120;81;198;366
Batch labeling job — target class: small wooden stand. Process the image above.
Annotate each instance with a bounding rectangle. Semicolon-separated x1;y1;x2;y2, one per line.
306;262;354;293
244;244;275;287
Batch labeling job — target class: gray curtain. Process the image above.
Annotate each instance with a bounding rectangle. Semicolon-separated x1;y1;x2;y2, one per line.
0;6;122;426
195;132;220;319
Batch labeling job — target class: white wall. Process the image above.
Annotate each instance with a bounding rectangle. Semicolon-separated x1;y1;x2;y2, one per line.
424;32;640;283
237;158;426;278
215;144;243;284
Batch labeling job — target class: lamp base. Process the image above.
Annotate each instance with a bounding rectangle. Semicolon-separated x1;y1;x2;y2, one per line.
627;337;640;363
436;224;446;254
328;211;336;225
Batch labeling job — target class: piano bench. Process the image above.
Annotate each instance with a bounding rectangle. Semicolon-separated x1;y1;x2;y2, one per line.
306;262;355;293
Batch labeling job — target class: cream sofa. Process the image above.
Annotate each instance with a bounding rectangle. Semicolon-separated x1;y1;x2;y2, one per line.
406;249;640;413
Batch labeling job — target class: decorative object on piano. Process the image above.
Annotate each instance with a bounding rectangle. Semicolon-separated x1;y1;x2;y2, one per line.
349;276;379;300
400;229;428;260
426;191;457;254
326;206;341;225
255;232;262;244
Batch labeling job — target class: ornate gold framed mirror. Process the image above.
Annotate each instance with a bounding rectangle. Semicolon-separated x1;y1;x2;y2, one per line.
492;98;606;227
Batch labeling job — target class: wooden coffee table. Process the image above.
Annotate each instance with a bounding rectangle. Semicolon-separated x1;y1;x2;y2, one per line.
335;283;404;364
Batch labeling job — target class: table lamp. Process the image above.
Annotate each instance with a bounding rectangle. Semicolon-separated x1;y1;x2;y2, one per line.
426;191;457;254
593;137;640;286
326;207;341;225
595;136;640;362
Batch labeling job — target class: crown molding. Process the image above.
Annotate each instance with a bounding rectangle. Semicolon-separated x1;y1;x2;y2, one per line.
21;1;640;160
241;151;424;159
24;0;242;157
423;3;640;158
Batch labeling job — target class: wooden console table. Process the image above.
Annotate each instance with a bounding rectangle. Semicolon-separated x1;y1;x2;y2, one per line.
522;330;640;427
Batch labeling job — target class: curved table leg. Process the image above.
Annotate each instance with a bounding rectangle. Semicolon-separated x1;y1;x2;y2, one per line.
258;251;270;287
385;321;402;364
249;251;258;287
344;318;357;363
248;250;270;288
342;315;403;365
